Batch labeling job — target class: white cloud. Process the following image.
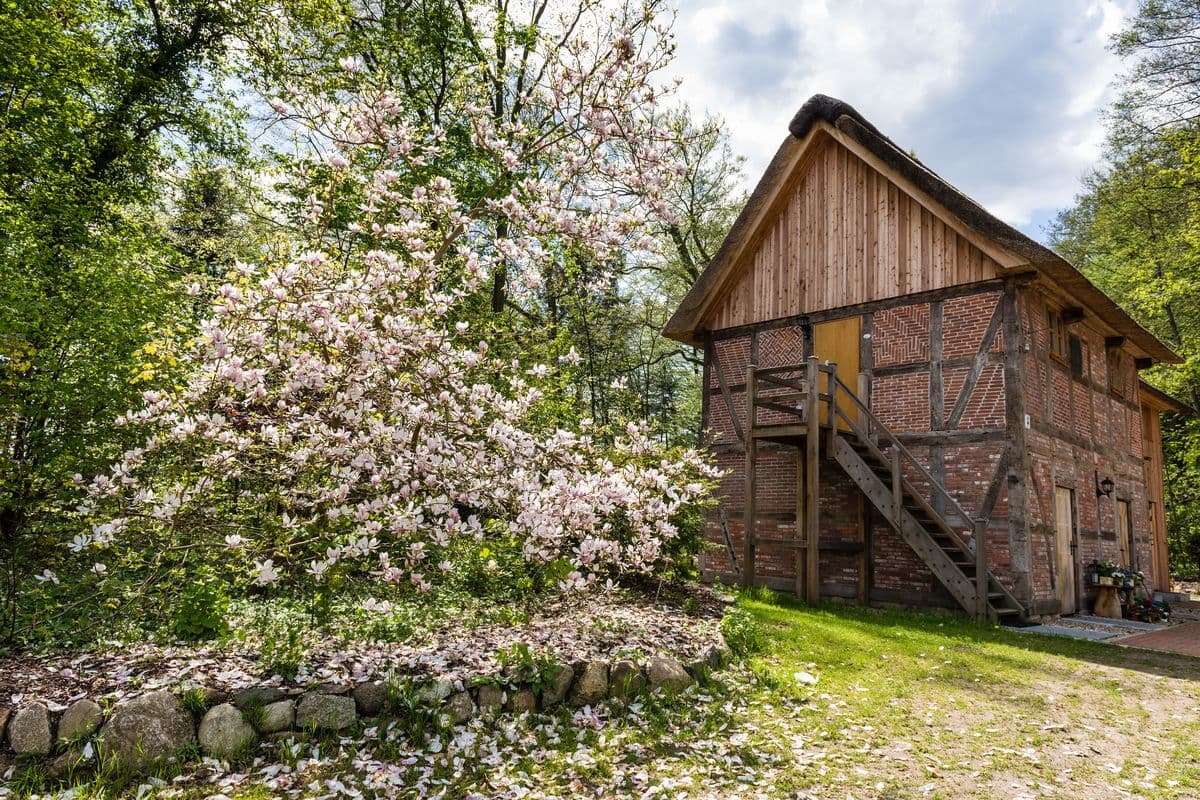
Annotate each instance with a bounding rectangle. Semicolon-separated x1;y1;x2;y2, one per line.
670;0;1138;239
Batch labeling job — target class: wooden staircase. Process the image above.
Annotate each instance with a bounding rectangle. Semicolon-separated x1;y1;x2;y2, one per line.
743;357;1025;624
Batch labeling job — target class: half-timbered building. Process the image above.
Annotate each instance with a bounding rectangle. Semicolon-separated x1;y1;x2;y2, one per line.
665;95;1188;622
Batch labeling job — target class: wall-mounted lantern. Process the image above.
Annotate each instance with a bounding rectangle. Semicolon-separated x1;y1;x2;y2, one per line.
1095;472;1115;498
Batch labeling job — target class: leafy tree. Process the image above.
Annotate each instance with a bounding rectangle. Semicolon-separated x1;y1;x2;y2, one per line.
78;2;716;603
242;0;738;446
1112;0;1200;144
1052;0;1200;577
0;0;253;645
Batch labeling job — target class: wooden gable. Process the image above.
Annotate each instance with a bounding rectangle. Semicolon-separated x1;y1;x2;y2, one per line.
706;132;1004;331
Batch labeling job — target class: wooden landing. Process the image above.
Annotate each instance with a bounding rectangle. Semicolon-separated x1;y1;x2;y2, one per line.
749;422;830;445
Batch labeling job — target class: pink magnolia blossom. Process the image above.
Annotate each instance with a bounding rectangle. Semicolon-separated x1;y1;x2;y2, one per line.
76;0;717;592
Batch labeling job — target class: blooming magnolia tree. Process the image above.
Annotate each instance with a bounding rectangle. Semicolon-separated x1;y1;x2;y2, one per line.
73;0;717;595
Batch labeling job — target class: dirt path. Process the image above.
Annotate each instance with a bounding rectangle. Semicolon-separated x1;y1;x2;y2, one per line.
744;601;1200;800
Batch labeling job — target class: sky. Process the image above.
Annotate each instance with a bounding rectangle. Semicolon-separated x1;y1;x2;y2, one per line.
669;0;1137;243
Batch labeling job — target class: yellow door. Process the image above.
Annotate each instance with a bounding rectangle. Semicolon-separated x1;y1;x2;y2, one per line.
812;316;861;430
1054;487;1076;614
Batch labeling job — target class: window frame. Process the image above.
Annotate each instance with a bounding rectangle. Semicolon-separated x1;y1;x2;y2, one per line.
1047;307;1069;363
1107;346;1126;398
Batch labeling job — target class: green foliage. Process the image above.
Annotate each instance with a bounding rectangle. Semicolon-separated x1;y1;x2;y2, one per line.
239;603;308;680
0;0;727;650
718;604;766;658
1051;1;1200;580
380;672;442;741
239;698;267;731
494;642;561;692
179;686;212;718
0;0;259;647
172;570;230;642
439;535;544;601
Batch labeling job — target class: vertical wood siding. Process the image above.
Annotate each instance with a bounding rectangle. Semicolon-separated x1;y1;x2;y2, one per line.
708;138;1001;331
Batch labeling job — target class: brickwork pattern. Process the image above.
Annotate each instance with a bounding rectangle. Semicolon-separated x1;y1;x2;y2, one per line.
872;372;930;431
708;337;750;390
758;326;806;368
699;283;1162;612
943;291;1003;359
959;363;1005;428
873;305;930;366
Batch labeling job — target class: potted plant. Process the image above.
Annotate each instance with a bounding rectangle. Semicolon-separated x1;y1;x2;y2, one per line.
1124;595;1170;623
1111;567;1145;589
1094;560;1119;586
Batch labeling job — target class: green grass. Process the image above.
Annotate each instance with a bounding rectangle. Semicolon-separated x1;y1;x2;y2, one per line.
737;595;1200;799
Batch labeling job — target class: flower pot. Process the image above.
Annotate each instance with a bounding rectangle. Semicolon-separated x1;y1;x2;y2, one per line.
1098;576;1114;586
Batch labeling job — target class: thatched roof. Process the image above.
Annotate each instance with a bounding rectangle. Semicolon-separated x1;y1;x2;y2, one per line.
664;94;1180;365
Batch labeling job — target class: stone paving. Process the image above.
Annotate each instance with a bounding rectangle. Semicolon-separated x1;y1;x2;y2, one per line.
1018;624;1115;641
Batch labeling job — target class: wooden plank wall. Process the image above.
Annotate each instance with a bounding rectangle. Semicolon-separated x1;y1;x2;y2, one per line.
1140;404;1170;591
709;136;1002;331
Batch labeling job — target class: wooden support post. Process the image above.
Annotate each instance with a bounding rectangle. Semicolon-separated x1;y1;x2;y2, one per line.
891;448;902;528
795;448;805;598
856;493;870;605
826;361;838;453
805;356;820;605
975;518;988;621
857;372;870;442
742;364;757;589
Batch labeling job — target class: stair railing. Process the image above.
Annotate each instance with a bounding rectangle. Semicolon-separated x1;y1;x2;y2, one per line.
824;366;993;619
827;372;973;538
747;357;1015;620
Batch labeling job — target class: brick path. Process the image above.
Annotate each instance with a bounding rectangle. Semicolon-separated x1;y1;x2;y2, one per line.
1118;620;1200;657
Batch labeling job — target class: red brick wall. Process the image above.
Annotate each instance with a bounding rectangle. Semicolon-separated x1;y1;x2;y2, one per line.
873;372;930;431
700;285;1024;612
944;293;1005;359
874;305;930;366
1017;285;1158;609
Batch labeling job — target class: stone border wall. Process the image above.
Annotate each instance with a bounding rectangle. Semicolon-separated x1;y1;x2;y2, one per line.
1;641;731;781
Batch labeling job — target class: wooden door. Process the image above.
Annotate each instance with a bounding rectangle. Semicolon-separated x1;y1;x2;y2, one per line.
1117;499;1132;567
1054;487;1077;614
812;316;861;429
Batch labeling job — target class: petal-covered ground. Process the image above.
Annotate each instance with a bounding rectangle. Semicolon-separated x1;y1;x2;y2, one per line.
6;595;1200;799
0;588;726;708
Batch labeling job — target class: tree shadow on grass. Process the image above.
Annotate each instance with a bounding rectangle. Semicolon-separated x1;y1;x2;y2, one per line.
744;593;1200;684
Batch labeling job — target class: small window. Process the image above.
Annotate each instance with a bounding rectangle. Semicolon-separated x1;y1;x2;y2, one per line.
1047;308;1068;360
1107;348;1125;396
1068;335;1084;377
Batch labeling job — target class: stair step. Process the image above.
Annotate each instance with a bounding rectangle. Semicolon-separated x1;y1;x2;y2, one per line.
832;432;1027;623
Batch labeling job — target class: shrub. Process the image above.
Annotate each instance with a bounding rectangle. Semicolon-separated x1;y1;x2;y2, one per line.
719;605;766;658
171;570;230;641
72;52;720;603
